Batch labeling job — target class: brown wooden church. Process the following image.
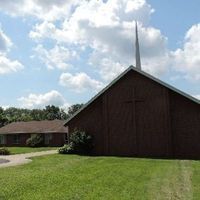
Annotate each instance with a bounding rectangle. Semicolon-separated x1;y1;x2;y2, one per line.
65;23;200;159
65;66;200;159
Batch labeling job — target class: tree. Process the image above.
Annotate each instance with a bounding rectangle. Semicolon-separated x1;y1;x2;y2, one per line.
44;105;63;120
3;107;32;122
0;107;3;115
0;104;83;126
60;108;68;120
67;104;84;118
30;109;46;121
0;114;8;127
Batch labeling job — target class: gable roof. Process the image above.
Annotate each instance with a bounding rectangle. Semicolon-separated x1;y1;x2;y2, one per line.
0;120;68;134
65;66;200;125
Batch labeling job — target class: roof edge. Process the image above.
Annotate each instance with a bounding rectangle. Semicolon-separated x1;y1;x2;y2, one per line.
64;66;134;125
0;131;66;135
133;67;200;104
65;66;200;125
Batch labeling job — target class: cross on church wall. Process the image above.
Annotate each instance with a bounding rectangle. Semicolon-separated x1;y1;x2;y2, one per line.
122;88;144;156
123;88;144;104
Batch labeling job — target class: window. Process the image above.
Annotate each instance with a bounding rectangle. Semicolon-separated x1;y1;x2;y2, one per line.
44;133;52;145
0;135;6;145
13;134;20;144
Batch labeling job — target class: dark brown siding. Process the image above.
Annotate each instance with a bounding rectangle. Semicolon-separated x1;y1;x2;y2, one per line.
169;91;200;159
68;99;104;154
105;86;136;156
133;72;171;157
67;70;200;159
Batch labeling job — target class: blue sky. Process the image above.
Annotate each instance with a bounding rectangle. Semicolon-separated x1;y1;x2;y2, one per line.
0;0;199;109
149;0;200;49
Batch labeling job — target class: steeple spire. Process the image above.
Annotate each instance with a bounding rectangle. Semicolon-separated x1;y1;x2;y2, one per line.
135;21;141;70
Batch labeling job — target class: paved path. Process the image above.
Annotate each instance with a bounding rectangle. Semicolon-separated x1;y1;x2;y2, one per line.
0;150;57;168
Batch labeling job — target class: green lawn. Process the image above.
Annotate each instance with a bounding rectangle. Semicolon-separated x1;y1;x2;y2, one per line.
7;147;58;154
0;155;200;200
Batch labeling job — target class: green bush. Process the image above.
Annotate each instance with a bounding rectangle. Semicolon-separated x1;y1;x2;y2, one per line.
70;130;93;154
26;134;43;147
0;147;10;155
58;130;93;155
58;143;73;154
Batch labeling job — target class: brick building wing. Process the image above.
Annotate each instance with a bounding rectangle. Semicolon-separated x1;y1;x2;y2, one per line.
0;120;68;147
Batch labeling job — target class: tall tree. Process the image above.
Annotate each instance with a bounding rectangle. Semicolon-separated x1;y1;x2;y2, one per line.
0;107;8;127
30;109;46;121
60;108;68;120
67;104;84;118
44;105;62;120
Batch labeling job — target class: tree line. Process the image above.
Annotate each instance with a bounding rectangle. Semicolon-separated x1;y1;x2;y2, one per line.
0;104;83;127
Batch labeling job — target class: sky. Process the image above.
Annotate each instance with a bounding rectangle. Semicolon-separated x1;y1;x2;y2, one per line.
0;0;199;110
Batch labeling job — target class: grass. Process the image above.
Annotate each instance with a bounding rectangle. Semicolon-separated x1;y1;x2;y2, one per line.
0;155;200;200
7;147;58;155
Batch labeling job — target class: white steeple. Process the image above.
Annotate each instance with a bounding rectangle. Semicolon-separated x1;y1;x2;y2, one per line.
135;21;141;70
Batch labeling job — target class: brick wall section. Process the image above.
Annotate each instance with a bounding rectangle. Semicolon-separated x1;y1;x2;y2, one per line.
0;133;66;147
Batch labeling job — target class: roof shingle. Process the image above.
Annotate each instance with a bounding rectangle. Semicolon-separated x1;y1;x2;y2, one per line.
0;120;68;134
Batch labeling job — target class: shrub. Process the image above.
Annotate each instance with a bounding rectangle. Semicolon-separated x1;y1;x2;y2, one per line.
26;134;43;147
0;147;10;155
70;130;93;154
58;130;93;155
58;143;73;154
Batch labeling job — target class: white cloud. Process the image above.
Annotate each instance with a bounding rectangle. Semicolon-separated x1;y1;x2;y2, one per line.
0;26;23;75
172;24;200;81
0;0;80;21
0;0;154;23
30;0;153;43
34;44;77;70
29;0;169;82
29;21;57;41
87;22;169;81
89;53;127;82
98;58;127;82
0;55;24;74
0;27;12;52
18;90;69;109
59;72;104;93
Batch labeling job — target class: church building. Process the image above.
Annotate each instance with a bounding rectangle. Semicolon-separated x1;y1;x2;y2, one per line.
65;23;200;159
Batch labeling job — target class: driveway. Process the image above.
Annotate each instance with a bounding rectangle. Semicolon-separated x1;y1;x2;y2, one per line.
0;150;57;168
